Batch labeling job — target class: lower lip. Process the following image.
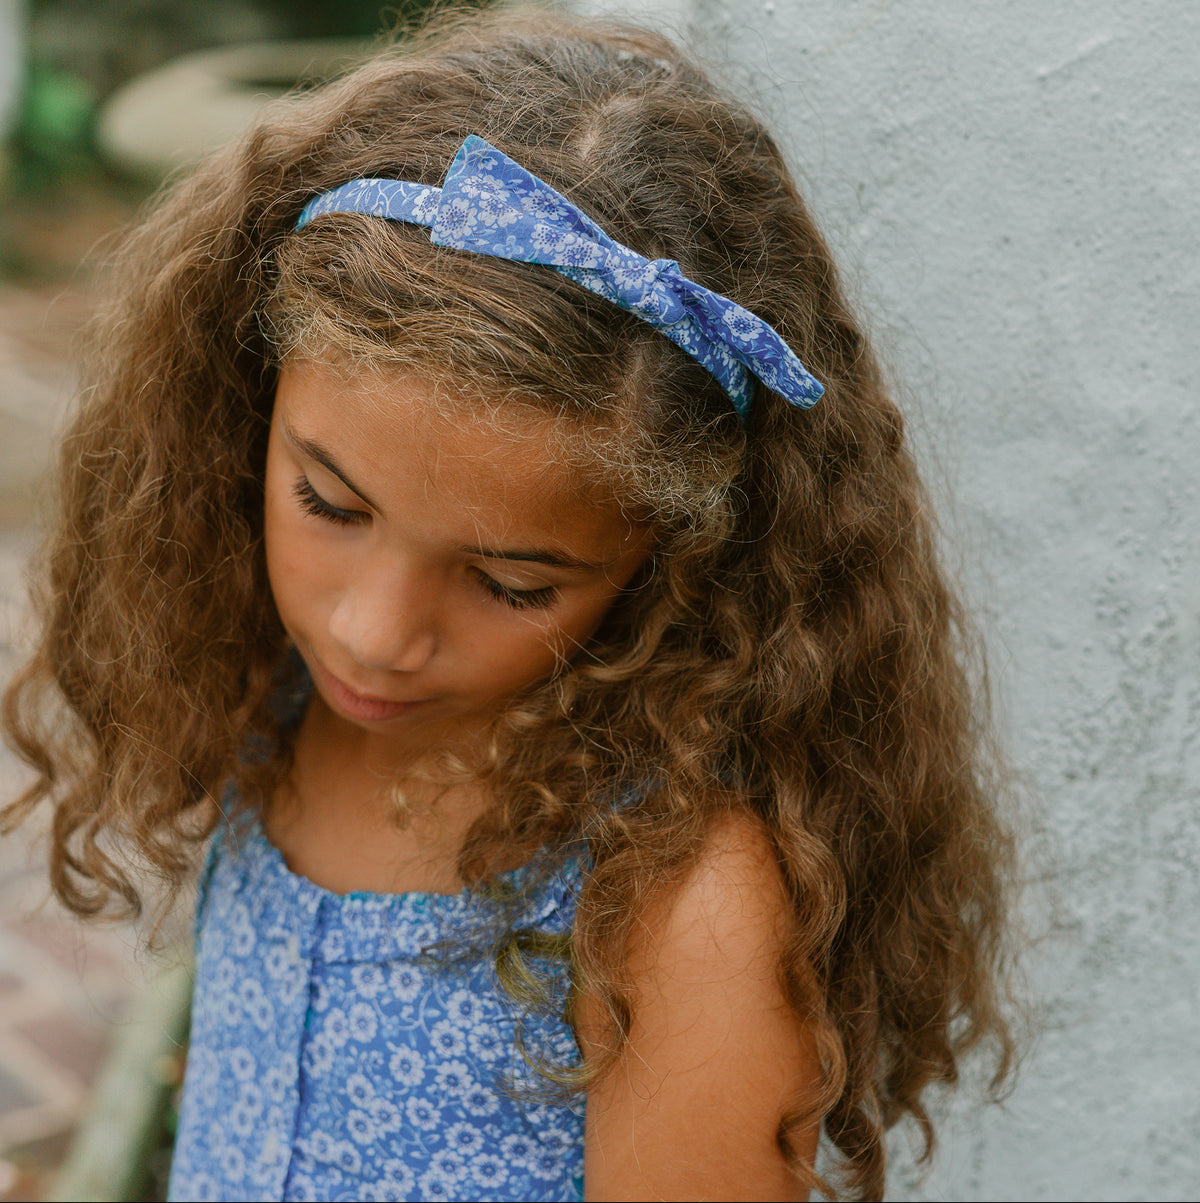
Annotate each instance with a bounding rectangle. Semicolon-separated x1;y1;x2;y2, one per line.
315;662;430;723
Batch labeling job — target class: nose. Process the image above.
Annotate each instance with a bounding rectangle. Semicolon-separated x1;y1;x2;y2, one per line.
328;556;438;674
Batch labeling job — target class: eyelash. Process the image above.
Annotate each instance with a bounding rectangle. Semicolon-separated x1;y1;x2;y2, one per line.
292;477;560;611
293;477;365;526
474;573;560;611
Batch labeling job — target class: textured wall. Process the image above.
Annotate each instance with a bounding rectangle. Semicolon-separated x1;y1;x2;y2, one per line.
576;1;1199;1198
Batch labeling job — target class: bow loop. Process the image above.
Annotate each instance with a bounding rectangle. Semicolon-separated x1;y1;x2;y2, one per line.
435;136;611;267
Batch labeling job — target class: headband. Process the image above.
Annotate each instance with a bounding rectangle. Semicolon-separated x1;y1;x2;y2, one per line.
297;135;824;422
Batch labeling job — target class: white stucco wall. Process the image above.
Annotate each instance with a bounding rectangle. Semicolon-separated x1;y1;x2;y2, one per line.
575;1;1199;1198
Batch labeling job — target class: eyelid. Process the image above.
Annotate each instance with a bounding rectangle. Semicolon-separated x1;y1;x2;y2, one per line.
473;568;559;611
283;421;380;513
475;561;560;588
293;477;367;525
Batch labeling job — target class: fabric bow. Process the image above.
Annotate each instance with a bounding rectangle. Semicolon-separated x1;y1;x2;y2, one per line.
298;135;824;422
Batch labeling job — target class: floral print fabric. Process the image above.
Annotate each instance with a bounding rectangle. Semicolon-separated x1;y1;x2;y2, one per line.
297;135;825;423
168;818;585;1202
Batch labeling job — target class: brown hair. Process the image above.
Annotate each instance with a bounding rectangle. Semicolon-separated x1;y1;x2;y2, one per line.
2;7;1017;1198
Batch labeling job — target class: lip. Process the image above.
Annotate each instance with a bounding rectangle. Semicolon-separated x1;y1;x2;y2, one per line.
311;658;432;723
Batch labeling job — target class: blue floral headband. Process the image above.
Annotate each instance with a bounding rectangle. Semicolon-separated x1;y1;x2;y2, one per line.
297;135;824;423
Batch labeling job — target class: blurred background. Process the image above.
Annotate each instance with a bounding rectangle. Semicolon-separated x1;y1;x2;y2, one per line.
0;3;472;1198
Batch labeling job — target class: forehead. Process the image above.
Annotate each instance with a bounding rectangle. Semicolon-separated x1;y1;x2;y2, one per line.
274;360;634;544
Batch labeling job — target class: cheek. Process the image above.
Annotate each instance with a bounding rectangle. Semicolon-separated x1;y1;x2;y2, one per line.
263;487;326;625
263;487;294;589
561;583;631;642
524;587;628;669
461;612;576;699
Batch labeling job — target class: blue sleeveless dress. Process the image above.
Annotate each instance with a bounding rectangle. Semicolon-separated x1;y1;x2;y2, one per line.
168;817;586;1202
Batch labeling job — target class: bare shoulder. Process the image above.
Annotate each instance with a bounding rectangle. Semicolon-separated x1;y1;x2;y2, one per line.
635;809;792;972
583;810;816;1203
673;808;791;917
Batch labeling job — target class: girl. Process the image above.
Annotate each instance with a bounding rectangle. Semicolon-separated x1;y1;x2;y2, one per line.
2;8;1016;1201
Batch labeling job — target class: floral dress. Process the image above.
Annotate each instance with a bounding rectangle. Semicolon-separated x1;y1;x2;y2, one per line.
168;816;585;1202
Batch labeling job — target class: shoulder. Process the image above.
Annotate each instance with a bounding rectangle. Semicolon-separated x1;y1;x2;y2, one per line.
581;809;816;1202
615;809;798;1052
634;809;791;973
677;808;789;916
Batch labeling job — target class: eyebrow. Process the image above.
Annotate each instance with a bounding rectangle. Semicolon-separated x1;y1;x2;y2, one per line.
283;421;381;512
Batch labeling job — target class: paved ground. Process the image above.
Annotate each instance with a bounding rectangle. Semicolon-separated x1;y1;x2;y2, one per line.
0;188;173;1200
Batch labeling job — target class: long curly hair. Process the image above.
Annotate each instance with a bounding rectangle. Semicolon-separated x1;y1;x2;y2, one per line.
2;7;1017;1198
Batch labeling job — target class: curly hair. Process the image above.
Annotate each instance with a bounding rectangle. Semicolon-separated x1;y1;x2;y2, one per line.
2;7;1017;1198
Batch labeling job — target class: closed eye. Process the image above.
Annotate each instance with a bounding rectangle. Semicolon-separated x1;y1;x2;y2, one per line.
473;570;559;611
292;476;557;607
293;477;367;526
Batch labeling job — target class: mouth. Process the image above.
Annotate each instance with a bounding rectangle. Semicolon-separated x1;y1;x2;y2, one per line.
311;658;432;723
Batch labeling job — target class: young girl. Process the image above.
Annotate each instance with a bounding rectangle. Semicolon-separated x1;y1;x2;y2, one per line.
2;8;1016;1201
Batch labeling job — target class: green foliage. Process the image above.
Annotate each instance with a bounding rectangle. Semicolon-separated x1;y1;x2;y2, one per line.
6;59;100;188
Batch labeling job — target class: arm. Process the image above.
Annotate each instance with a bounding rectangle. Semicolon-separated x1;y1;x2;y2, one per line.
580;814;821;1203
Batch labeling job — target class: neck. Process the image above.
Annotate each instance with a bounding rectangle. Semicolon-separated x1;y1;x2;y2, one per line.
265;693;496;895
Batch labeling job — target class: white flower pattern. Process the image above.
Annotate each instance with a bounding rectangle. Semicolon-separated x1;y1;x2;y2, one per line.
296;136;825;423
169;818;585;1202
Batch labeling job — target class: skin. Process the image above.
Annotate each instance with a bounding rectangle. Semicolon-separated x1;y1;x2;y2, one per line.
263;359;818;1199
264;360;655;892
581;814;819;1203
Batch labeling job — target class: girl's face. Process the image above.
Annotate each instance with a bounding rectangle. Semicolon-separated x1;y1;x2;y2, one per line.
264;361;654;757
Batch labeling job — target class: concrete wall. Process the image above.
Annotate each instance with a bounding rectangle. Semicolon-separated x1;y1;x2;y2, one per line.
575;1;1199;1198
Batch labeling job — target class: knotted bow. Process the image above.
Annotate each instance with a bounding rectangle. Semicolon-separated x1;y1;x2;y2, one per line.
298;135;824;422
